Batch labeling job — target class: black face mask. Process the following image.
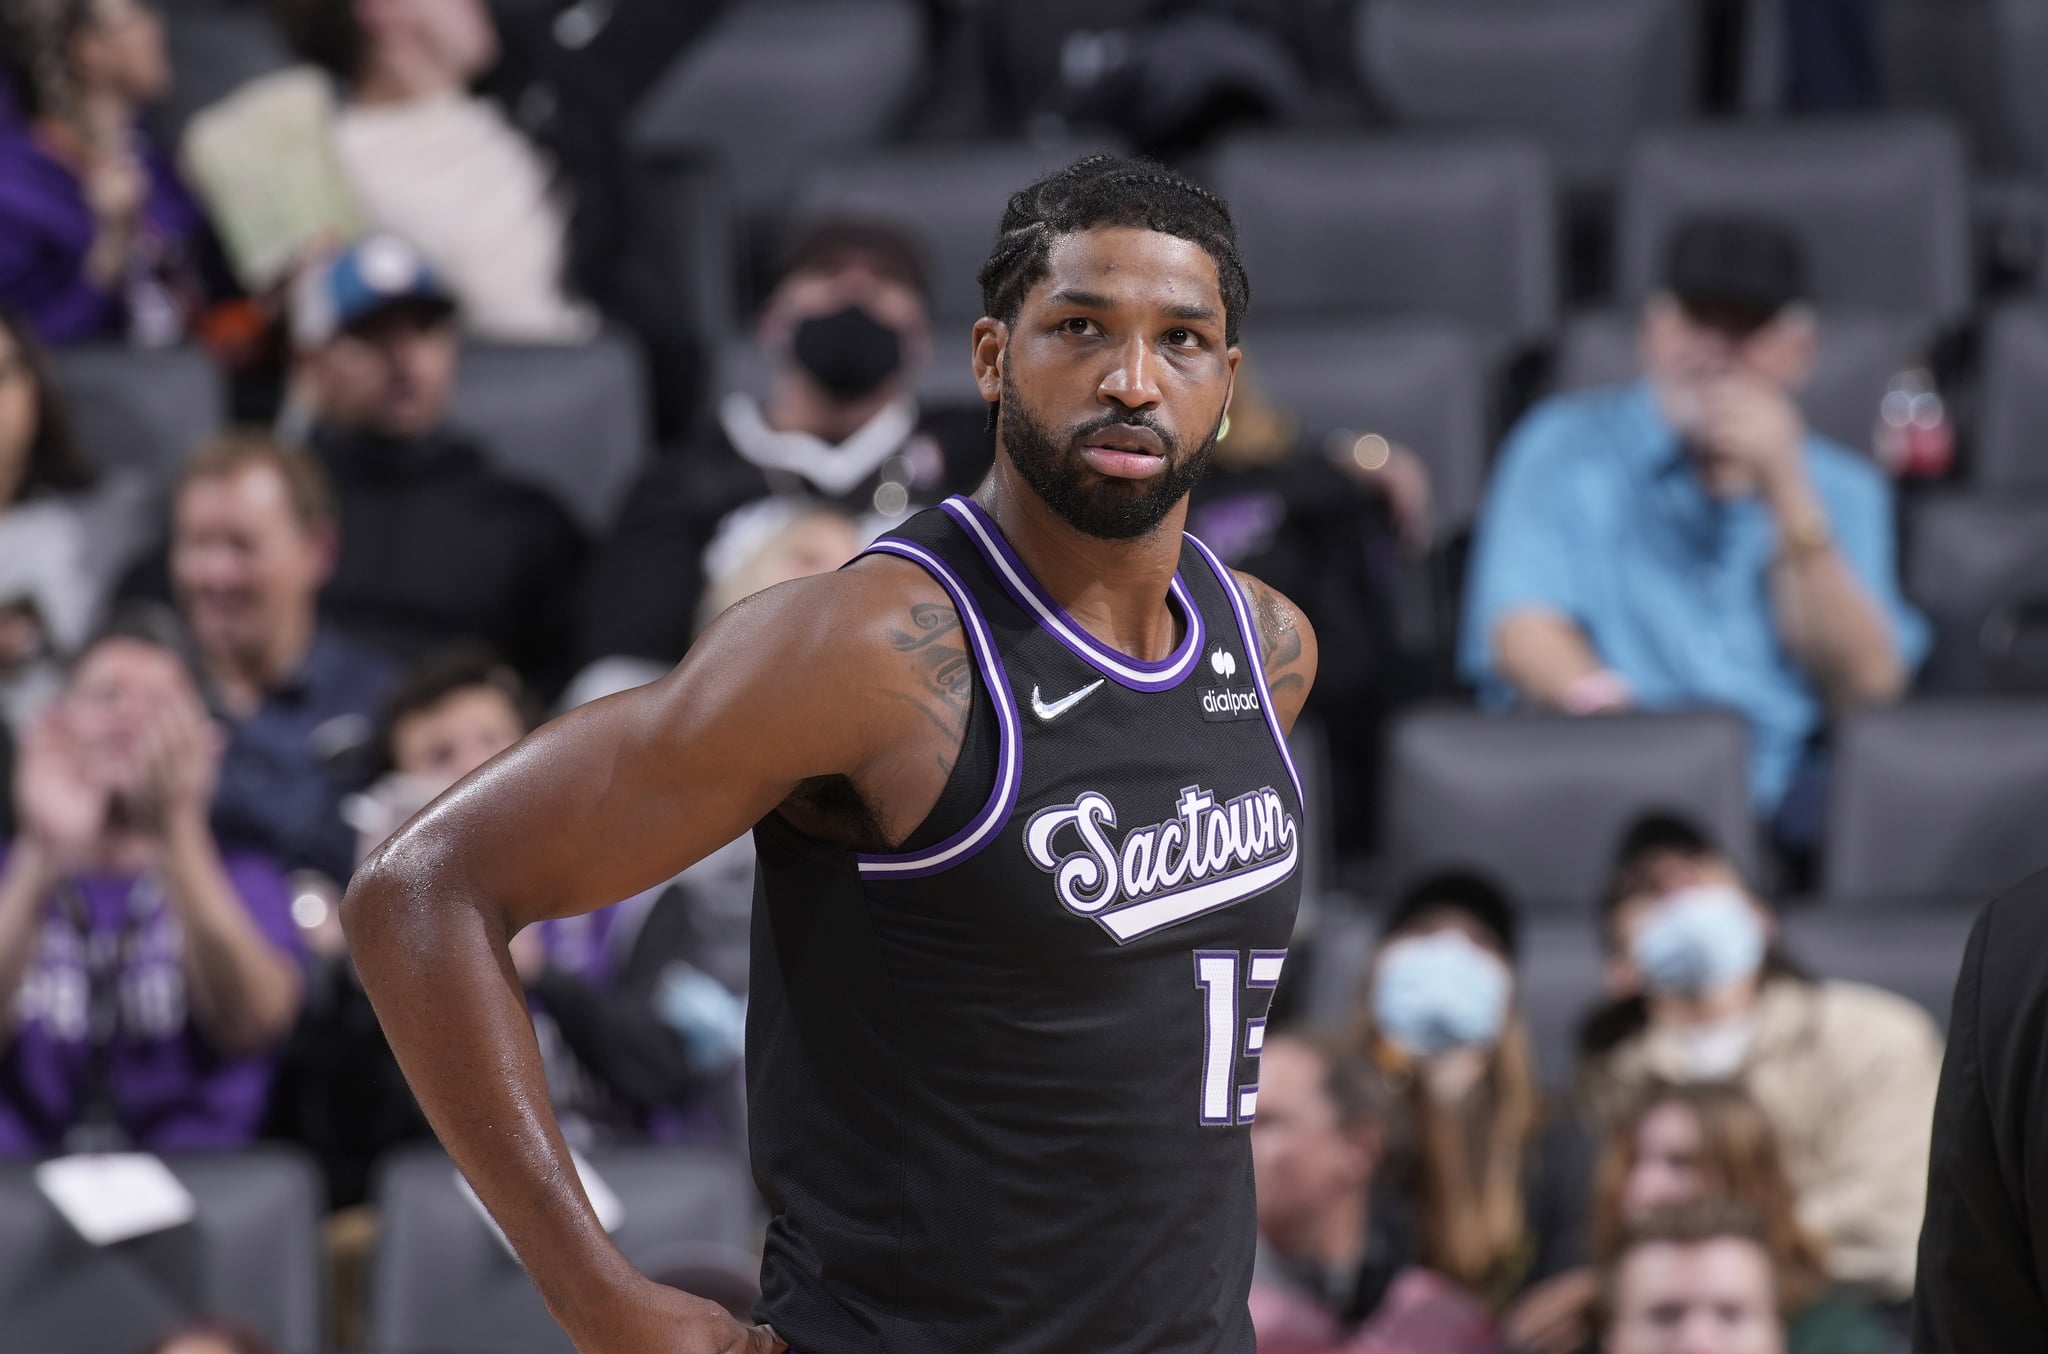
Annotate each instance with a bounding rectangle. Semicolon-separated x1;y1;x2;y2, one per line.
791;304;904;400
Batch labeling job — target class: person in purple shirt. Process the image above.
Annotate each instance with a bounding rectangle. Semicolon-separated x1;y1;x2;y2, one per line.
0;0;219;344
0;603;302;1156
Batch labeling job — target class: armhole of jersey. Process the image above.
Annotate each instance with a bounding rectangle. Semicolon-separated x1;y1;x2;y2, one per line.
1183;533;1306;807
853;539;1025;880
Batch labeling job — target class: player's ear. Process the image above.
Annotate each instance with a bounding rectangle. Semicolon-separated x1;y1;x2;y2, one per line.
1221;345;1241;416
971;317;1007;408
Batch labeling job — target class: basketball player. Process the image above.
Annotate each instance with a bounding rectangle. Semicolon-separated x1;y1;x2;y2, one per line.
343;154;1318;1354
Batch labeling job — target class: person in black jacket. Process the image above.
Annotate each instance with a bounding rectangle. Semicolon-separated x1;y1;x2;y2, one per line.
283;234;585;694
1913;870;2048;1350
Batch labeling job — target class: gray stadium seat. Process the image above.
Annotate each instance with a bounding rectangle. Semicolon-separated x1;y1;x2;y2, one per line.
1975;303;2048;491
367;1144;758;1354
630;0;926;223
1877;0;2048;175
1778;911;1974;1027
1210;133;1558;347
0;1147;325;1354
792;140;1115;342
1355;0;1698;193
1825;700;2048;907
1240;318;1489;536
447;333;650;534
1906;494;2048;693
52;345;226;484
1550;308;1935;458
153;10;296;153
1383;708;1760;916
1615;119;1972;324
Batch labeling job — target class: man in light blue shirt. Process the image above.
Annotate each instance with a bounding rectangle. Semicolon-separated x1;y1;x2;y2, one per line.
1461;216;1926;845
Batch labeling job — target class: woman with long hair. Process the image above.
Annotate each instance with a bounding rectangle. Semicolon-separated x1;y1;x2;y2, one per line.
1347;872;1590;1314
1504;1081;1891;1354
0;0;223;342
0;306;148;733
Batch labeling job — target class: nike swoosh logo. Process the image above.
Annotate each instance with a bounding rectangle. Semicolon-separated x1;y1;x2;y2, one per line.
1030;679;1106;722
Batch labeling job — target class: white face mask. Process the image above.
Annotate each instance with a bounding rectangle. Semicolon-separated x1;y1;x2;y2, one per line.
1630;885;1766;999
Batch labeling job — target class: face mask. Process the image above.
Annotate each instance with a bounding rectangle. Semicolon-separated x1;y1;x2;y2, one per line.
1630;885;1766;998
1372;932;1511;1060
791;304;904;400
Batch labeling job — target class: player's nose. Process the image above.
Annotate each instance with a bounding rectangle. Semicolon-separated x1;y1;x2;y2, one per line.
1097;336;1162;410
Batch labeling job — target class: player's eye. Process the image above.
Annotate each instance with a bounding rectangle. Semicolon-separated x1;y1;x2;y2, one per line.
1165;328;1200;349
1059;317;1095;336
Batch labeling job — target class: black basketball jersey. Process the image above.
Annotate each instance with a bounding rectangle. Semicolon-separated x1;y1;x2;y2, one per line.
747;495;1304;1354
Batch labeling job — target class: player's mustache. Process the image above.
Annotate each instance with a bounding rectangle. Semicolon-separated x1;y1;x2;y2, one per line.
1065;409;1179;456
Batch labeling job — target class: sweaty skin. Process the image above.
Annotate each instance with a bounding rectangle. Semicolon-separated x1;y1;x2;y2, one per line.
342;225;1318;1354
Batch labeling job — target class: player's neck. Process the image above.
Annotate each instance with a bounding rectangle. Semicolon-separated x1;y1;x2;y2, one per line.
976;460;1188;664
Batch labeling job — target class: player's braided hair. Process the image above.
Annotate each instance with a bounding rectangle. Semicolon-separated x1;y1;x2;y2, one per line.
977;153;1250;346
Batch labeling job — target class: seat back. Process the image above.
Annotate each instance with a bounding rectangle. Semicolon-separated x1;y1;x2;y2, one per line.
630;0;925;222
1906;493;2048;693
1356;0;1698;191
0;1148;325;1354
1825;700;2048;905
1615;119;1971;324
1384;708;1759;916
1551;308;1934;457
1975;303;2048;492
1240;317;1489;536
447;334;650;534
367;1144;758;1354
1211;132;1558;347
53;345;226;484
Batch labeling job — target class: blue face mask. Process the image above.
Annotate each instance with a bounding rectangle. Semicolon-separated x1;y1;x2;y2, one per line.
1630;885;1766;998
1372;932;1511;1059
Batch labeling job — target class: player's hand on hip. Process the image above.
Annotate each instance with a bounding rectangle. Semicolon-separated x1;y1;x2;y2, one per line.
570;1278;787;1354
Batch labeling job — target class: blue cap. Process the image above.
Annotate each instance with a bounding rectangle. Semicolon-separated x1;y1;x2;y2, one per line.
292;233;457;346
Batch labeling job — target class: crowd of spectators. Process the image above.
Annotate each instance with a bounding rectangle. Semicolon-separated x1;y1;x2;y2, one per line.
0;0;2020;1351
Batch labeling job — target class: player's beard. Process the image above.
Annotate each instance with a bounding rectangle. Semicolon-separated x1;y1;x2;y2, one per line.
999;373;1221;541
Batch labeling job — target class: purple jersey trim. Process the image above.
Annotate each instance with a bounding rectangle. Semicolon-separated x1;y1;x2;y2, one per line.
1183;533;1306;807
854;539;1024;880
941;497;1206;691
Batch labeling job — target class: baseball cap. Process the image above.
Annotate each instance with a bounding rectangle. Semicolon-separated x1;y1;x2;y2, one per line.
775;216;930;302
292;233;457;347
1663;214;1808;336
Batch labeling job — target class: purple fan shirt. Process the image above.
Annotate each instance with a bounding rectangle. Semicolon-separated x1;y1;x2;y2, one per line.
0;125;210;343
0;844;302;1157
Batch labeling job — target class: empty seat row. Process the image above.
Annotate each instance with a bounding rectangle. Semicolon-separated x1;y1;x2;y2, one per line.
1385;701;2048;914
0;1144;759;1354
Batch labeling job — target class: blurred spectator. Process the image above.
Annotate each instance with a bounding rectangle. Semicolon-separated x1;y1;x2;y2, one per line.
1187;359;1415;851
0;605;302;1156
692;497;863;634
1249;1029;1503;1354
1603;1202;1786;1354
267;0;594;341
1574;813;1939;1303
1505;1082;1890;1354
0;305;148;734
577;217;989;668
0;0;227;343
1914;869;2048;1350
285;234;584;687
170;432;395;884
1347;873;1592;1314
142;1316;282;1354
1460;216;1926;856
1784;0;1879;111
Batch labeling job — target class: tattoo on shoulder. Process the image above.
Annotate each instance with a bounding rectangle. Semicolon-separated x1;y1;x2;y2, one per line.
1245;579;1306;699
883;602;974;774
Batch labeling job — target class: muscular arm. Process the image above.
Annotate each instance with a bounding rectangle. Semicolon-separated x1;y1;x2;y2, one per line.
342;561;956;1352
1234;573;1319;735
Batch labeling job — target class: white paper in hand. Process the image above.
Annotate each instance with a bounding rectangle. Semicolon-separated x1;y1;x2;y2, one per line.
35;1153;198;1246
455;1147;624;1262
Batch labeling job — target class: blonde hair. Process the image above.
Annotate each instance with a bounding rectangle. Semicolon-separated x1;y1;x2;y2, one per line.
1594;1081;1829;1312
